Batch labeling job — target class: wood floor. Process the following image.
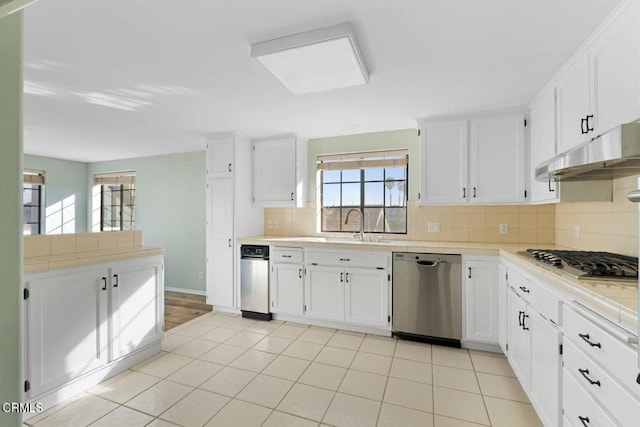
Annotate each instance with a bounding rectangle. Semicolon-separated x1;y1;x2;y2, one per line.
164;291;212;331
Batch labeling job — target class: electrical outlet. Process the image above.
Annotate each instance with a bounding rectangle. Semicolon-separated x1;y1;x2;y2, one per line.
499;223;508;234
273;220;278;228
574;225;581;239
266;220;273;228
427;222;440;233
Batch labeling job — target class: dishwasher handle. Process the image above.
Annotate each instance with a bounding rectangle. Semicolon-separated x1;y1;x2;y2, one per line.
416;260;440;268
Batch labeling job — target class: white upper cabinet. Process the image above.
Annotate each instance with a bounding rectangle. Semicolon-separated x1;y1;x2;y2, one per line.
529;87;559;203
252;135;307;207
469;113;526;204
419;120;468;205
206;136;235;179
419;111;525;205
592;0;640;136
550;0;640;154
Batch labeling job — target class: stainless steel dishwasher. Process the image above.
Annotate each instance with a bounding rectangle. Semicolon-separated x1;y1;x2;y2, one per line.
240;245;272;321
392;252;462;347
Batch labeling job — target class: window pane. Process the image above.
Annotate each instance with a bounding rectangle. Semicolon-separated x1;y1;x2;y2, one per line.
385;181;406;206
321;207;341;231
341;183;360;206
364;168;383;181
364;182;383;205
341;169;360;182
385;166;406;180
322;170;341;183
342;208;362;232
364;207;384;233
322;183;341;207
385;208;407;233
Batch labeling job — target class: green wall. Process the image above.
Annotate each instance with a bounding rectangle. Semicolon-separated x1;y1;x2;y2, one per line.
88;151;207;293
0;10;22;426
307;129;419;202
24;154;88;233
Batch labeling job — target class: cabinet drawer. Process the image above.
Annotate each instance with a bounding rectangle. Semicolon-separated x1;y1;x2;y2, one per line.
306;250;389;269
271;247;303;263
508;268;562;324
563;303;640;400
564;339;640;427
563;366;621;427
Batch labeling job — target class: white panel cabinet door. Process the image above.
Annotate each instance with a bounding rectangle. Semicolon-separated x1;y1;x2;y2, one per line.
344;268;389;328
468;113;526;204
206;136;235;179
26;267;109;398
110;257;163;361
419;120;468;205
529;310;563;427
270;263;304;316
592;0;640;136
556;53;592;153
305;265;344;321
252;137;298;206
464;260;499;344
206;178;235;308
507;288;530;390
529;87;559;203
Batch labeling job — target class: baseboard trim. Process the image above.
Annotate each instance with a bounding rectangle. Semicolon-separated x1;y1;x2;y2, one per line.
165;286;206;296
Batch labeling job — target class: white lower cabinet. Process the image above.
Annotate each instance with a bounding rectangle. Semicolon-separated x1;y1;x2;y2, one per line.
343;267;389;328
507;287;531;389
23;256;163;405
270;262;304;316
464;259;499;345
305;265;345;322
26;267;109;398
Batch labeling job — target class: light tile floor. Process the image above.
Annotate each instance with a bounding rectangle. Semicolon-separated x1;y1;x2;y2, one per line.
25;312;543;426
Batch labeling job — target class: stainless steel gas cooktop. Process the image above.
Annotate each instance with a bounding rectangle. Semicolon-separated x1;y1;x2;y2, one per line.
518;249;639;282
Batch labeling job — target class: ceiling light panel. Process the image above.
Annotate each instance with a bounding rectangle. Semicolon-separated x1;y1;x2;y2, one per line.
251;23;369;95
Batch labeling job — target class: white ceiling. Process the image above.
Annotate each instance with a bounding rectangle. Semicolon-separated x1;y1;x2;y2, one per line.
23;0;622;162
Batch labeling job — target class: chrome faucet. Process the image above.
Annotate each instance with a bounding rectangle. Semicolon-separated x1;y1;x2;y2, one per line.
344;208;364;241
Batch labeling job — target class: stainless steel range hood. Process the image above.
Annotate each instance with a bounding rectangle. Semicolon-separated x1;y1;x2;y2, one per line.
536;123;640;182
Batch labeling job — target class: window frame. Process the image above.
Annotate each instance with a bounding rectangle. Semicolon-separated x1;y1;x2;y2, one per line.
319;152;408;234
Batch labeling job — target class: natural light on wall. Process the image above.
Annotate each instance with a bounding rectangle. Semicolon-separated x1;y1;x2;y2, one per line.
45;195;75;234
251;23;369;95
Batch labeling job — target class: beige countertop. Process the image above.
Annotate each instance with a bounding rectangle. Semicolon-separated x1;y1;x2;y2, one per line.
239;236;639;332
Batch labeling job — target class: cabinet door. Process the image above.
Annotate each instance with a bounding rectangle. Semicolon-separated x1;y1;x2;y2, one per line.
464;261;499;343
557;53;592;153
419;120;468;205
497;263;508;354
507;288;530;390
110;258;163;360
529;87;559;203
206;178;235;308
207;136;235;179
529;310;562;427
271;263;304;316
344;268;389;327
469;114;526;204
252;137;297;206
592;0;640;136
26;268;108;397
305;265;343;321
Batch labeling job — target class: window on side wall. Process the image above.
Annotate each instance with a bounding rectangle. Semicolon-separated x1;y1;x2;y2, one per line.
94;171;136;231
319;150;408;234
23;169;45;236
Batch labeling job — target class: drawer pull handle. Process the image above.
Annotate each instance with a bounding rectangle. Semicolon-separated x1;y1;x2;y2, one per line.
282;255;292;258
578;333;601;348
519;286;530;293
578;416;590;426
578;368;601;387
340;258;350;262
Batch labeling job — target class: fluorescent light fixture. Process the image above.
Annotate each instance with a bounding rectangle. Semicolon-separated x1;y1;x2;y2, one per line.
251;23;369;95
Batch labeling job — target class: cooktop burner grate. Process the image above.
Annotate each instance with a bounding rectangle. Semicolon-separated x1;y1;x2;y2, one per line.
520;249;639;281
